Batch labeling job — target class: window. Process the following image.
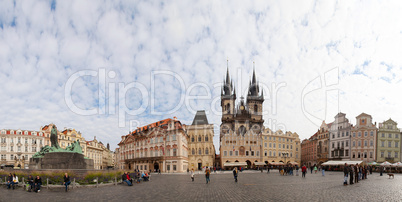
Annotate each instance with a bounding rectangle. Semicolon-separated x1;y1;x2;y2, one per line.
396;142;399;148
346;141;348;147
278;144;281;149
198;136;201;142
370;152;373;158
198;148;201;155
332;143;335;148
388;152;391;158
342;132;344;137
346;132;349;136
370;131;373;136
364;141;367;147
205;136;208;142
353;133;355;137
364;132;367;136
264;151;267;156
206;148;209;155
345;150;349;156
192;148;195;155
172;134;176;141
380;152;384;158
264;143;267;148
381;133;385;138
273;151;276;156
364;152;367;158
25;146;28;152
396;134;399;139
173;149;177;156
173;165;176;171
395;152;399;158
358;141;361;147
251;151;254;156
166;135;170;142
235;151;238;156
333;134;335;138
224;151;227;156
352;153;355;158
246;151;249;156
388;141;392;148
10;154;14;160
229;151;233;156
381;141;384;147
273;143;276;148
150;139;153;144
269;151;272;156
389;134;392;138
269;143;272;148
358;132;361;137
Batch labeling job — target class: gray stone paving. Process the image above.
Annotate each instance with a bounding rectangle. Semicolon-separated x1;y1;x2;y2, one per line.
1;171;401;202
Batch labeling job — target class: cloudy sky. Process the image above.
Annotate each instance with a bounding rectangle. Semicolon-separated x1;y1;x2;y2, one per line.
1;0;402;151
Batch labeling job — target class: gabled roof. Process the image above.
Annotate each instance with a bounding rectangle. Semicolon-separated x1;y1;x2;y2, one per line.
384;118;397;125
191;110;209;125
356;112;372;118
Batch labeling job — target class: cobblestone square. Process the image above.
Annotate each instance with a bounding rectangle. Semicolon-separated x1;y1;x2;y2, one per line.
1;171;401;202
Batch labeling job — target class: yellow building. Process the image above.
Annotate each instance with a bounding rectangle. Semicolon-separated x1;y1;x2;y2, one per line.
186;110;215;170
262;129;301;165
60;128;87;156
86;137;104;169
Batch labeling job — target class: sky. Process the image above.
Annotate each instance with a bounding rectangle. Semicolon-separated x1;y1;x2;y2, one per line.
1;0;402;152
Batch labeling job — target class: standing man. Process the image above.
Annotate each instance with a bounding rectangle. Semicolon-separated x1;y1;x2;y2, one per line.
354;164;359;183
301;164;307;178
349;165;354;185
205;167;211;184
343;163;348;186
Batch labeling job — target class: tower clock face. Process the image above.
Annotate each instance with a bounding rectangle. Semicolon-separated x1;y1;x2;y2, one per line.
240;106;245;110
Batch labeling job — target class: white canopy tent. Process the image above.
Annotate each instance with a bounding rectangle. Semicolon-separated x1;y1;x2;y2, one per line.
253;162;267;166
223;162;247;167
321;160;363;166
380;161;392;166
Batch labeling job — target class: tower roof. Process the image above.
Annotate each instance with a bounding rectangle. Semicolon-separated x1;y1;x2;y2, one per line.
191;110;209;125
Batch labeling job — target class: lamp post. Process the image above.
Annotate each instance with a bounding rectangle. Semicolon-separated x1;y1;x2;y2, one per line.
283;152;289;165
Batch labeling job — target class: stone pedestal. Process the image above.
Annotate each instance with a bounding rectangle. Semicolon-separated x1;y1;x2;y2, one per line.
29;152;94;169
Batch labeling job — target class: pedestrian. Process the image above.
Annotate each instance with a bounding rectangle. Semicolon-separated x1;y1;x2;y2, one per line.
190;168;195;182
34;175;42;192
301;164;307;178
296;165;299;176
267;165;270;174
214;167;216;173
158;169;161;174
310;166;313;174
233;167;238;182
354;164;359;183
63;173;71;192
314;165;317;174
205;167;211;184
343;163;348;186
380;166;383;176
349;165;354;185
27;175;34;192
322;166;325;176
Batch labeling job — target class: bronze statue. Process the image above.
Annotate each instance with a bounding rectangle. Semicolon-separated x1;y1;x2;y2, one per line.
50;125;60;149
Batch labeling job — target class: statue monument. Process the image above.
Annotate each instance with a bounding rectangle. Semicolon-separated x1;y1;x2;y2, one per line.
30;125;93;169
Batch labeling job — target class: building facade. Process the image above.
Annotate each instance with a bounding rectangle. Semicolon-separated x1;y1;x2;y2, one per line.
186;110;215;170
316;121;331;164
329;112;352;160
60;128;87;155
118;118;189;173
262;129;301;166
301;133;317;167
0;129;45;168
377;119;401;163
350;113;377;163
220;67;265;169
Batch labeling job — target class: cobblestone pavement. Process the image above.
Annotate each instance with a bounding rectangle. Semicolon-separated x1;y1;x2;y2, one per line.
1;171;401;202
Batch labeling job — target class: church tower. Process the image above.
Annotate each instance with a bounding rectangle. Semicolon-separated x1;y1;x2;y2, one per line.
246;65;264;128
221;63;236;123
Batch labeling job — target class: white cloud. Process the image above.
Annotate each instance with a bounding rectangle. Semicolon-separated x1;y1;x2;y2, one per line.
1;0;402;151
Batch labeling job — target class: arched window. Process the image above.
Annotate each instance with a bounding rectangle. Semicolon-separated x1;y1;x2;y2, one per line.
226;103;230;113
192;148;195;155
205;148;209;154
198;148;202;155
254;104;258;113
205;135;208;142
191;136;195;142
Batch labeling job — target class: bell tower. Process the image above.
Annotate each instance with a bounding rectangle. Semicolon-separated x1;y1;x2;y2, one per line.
221;62;236;123
246;65;264;125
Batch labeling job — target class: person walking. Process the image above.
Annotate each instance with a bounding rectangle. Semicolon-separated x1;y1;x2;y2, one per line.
314;165;318;174
322;166;325;176
380;166;383;176
267;165;270;174
34;175;42;192
343;163;348;186
63;173;71;192
310;166;313;174
205;167;211;184
190;168;195;182
349;165;354;185
233;167;238;182
301;164;307;178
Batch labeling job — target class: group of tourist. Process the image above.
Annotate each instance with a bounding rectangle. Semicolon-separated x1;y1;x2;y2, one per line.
122;170;150;186
5;172;71;192
278;165;297;176
343;163;372;185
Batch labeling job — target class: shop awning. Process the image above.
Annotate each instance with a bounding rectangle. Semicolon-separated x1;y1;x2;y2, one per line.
224;162;247;167
253;162;267;166
321;160;363;166
269;162;284;165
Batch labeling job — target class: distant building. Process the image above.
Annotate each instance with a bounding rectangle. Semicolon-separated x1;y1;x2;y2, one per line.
377;119;401;163
86;136;113;169
117;118;189;173
0;129;45;169
186;110;215;170
329;112;352;160
350;113;377;163
316;121;331;164
262;129;301;166
60;128;87;156
301;134;317;167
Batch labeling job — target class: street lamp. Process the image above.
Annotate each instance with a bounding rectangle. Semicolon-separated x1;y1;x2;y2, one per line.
283;152;289;165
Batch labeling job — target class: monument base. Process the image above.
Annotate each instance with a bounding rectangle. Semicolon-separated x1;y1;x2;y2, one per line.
29;152;94;170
